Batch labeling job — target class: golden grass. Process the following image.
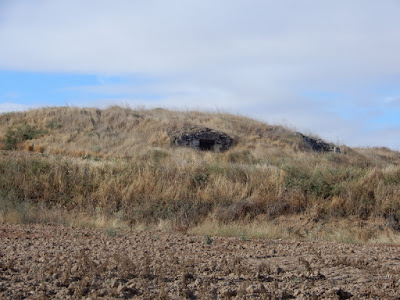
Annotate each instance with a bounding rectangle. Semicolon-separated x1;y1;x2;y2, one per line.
1;106;400;243
188;216;400;244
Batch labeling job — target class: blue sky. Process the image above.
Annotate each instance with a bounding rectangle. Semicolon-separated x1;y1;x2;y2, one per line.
1;0;400;149
0;71;164;107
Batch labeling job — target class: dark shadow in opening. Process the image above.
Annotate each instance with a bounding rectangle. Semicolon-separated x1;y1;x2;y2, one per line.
199;139;215;151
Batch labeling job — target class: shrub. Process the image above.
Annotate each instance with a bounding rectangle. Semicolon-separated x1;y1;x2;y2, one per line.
45;121;62;129
204;235;213;245
216;199;262;223
3;124;43;150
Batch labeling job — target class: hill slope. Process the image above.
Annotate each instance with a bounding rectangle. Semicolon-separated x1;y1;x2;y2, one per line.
1;106;400;243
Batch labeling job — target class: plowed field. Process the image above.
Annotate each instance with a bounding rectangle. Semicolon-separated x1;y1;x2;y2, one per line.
1;224;399;299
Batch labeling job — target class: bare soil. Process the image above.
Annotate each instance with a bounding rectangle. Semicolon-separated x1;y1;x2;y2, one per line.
1;224;400;299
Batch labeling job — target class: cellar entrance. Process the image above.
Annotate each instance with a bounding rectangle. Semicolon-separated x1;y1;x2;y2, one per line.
171;127;233;152
199;139;215;151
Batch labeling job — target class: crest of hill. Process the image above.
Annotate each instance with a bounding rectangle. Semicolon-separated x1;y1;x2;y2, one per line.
0;106;301;158
0;106;399;167
0;106;400;166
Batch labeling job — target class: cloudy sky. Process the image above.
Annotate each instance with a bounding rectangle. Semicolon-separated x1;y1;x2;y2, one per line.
1;1;400;148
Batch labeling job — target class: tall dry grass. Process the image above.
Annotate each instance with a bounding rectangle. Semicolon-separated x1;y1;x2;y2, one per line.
1;106;400;241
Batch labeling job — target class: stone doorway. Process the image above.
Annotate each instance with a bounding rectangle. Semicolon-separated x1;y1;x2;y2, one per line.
170;127;233;152
199;139;215;151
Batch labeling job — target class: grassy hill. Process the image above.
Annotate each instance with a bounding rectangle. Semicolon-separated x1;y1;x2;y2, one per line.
1;106;400;243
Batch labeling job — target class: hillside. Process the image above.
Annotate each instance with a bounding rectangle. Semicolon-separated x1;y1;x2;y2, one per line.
1;106;400;243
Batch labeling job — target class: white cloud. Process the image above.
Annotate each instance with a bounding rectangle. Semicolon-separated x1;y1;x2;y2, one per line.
0;102;33;114
1;1;400;148
2;0;399;76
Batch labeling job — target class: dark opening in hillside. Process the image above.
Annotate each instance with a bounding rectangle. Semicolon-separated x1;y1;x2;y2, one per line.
171;127;233;152
199;139;215;151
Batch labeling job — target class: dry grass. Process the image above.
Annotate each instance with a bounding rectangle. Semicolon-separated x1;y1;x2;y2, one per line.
1;106;400;243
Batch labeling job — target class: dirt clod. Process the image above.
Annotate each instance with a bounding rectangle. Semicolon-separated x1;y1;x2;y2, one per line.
0;224;400;299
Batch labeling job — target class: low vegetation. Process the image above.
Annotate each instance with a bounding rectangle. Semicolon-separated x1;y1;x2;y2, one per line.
1;106;400;243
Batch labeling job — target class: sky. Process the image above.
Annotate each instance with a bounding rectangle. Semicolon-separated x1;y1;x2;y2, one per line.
1;1;400;149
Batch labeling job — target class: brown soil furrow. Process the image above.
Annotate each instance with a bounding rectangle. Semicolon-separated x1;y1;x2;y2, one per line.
0;224;400;299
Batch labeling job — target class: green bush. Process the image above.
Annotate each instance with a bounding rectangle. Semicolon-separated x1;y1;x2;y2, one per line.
283;164;335;199
3;124;43;150
204;235;213;245
45;121;62;129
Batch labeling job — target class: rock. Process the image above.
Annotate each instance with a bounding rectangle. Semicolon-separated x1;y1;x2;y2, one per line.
333;147;341;153
170;127;233;152
117;284;139;298
296;132;340;153
221;287;237;297
336;288;353;299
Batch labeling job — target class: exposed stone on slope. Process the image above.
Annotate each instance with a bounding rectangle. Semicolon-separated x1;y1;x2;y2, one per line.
170;127;233;151
296;132;340;153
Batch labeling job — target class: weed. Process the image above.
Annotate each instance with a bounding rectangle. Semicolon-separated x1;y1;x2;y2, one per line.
45;121;62;129
105;228;118;237
204;235;214;245
91;145;102;153
3;124;45;150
